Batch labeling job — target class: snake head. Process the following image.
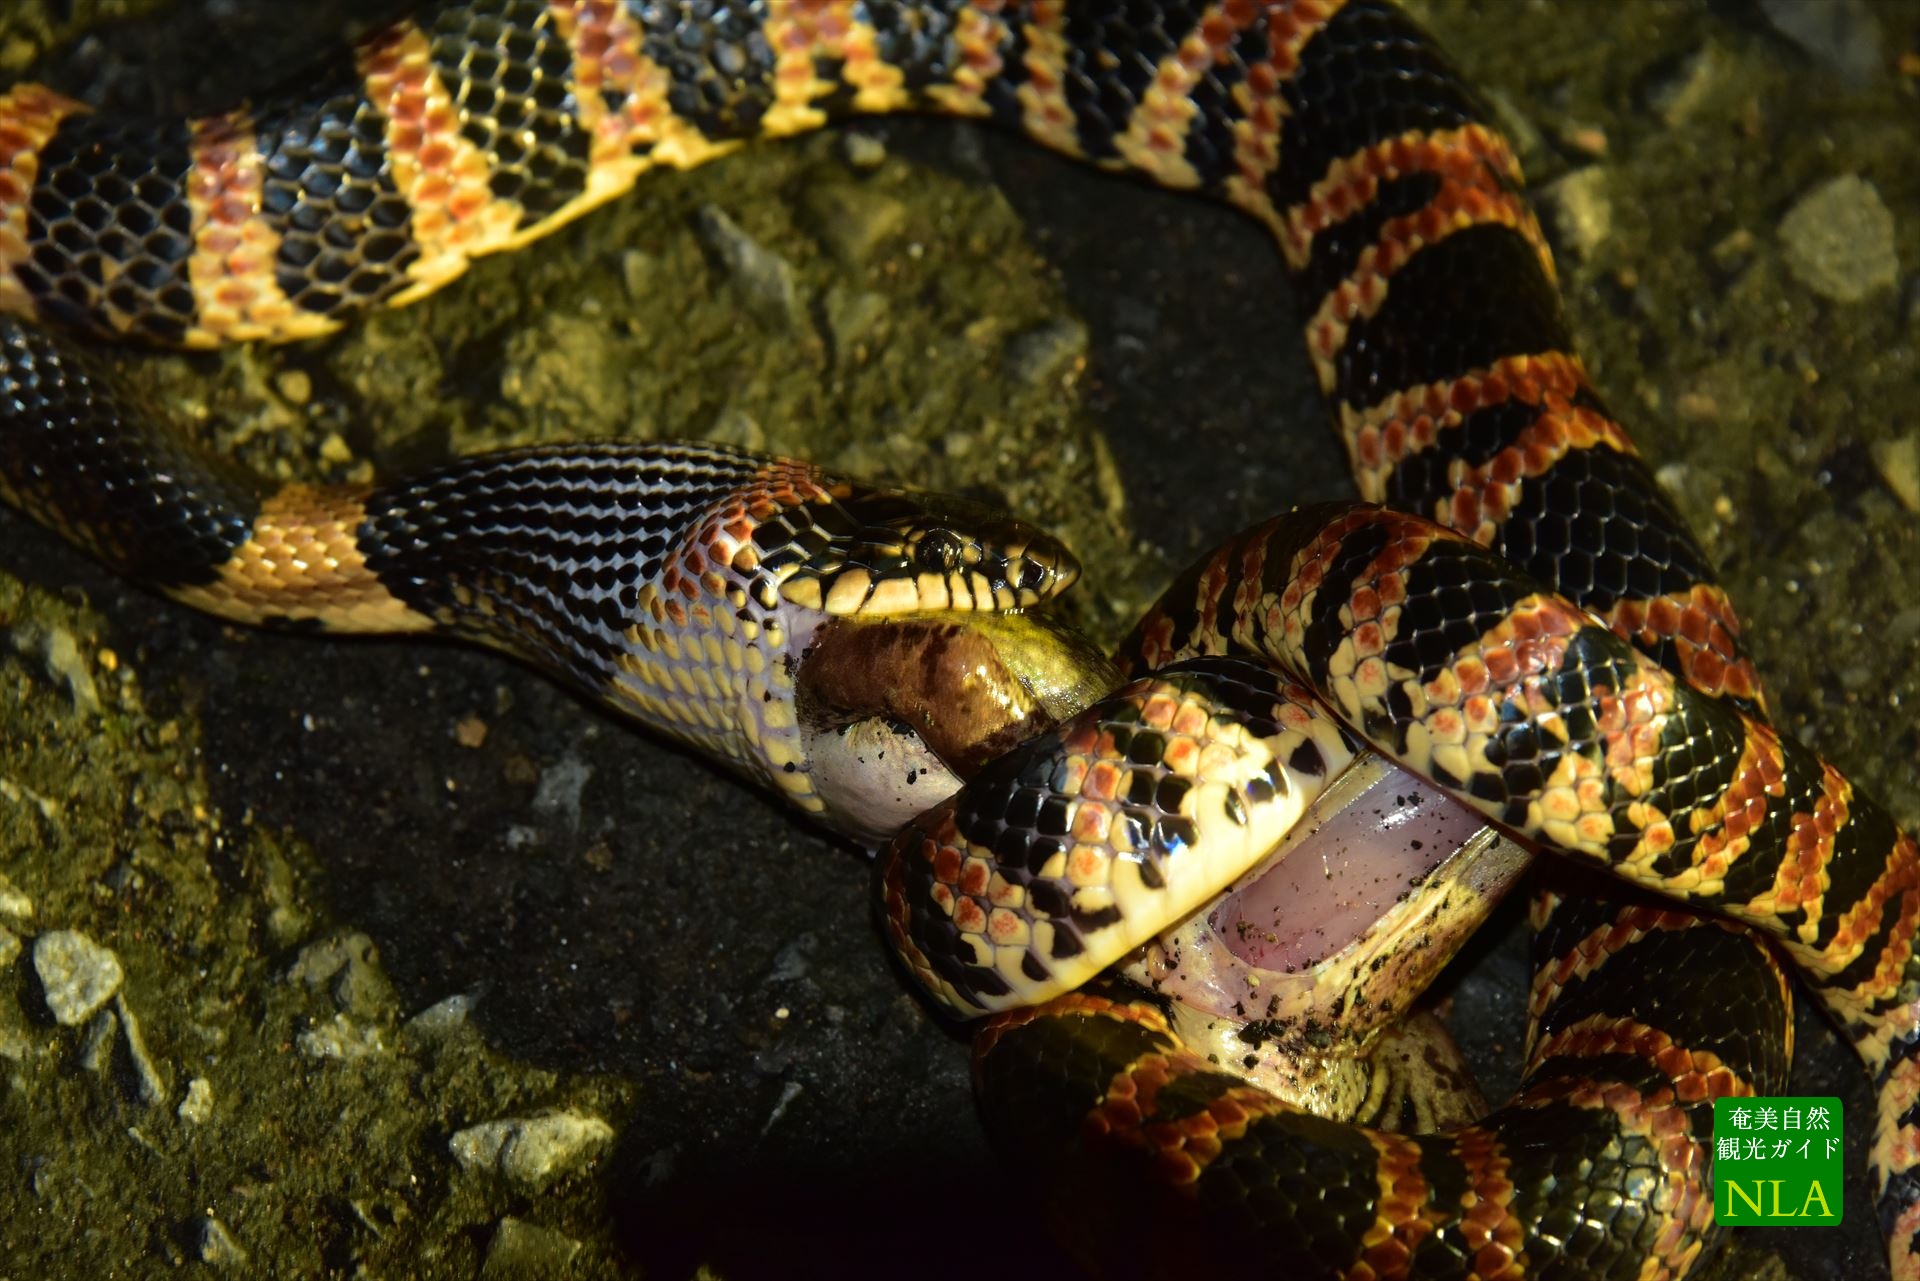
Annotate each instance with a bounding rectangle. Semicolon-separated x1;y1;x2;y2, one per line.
764;487;1079;617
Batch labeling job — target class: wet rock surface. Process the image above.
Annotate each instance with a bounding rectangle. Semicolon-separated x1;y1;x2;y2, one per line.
0;2;1916;1280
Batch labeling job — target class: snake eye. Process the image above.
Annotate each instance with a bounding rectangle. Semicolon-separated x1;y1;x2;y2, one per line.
914;529;964;574
1016;558;1047;593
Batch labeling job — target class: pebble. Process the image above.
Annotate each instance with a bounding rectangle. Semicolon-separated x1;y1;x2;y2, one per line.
449;1111;615;1189
1002;317;1089;387
1757;0;1883;81
317;431;353;464
10;621;100;714
407;992;476;1036
1872;434;1920;512
116;994;168;1106
1537;167;1612;260
1642;43;1728;127
0;871;30;919
197;1217;247;1267
1710;227;1759;275
1887;606;1920;649
33;929;123;1026
694;204;808;334
1554;122;1609;160
274;368;312;406
802;181;907;267
455;715;489;749
287;932;393;1019
841;131;888;170
482;1218;585;1278
79;1008;118;1072
297;1013;387;1060
178;1076;214;1125
823;286;890;359
1778;175;1899;302
0;35;35;76
531;756;595;833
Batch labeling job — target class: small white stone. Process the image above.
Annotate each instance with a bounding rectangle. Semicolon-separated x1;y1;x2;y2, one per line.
178;1076;215;1125
296;1013;386;1060
0;871;32;920
449;1111;615;1189
33;929;123;1026
407;993;476;1035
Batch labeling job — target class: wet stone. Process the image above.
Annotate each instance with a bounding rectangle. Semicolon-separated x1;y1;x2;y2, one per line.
116;993;167;1106
1641;43;1728;126
407;992;477;1037
78;1009;117;1073
274;368;312;406
802;181;907;267
823;286;890;360
33;929;123;1025
841;130;887;170
531;756;594;834
177;1075;213;1125
449;1111;616;1190
482;1217;585;1278
1872;434;1920;512
287;931;394;1020
257;843;308;949
0;870;30;919
1003;317;1089;387
1757;0;1883;80
695;204;808;334
1538;167;1612;261
296;1012;386;1060
1778;175;1899;303
9;621;99;715
196;1217;246;1267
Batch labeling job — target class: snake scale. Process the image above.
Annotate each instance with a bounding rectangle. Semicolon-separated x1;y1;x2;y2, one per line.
0;1;1913;1277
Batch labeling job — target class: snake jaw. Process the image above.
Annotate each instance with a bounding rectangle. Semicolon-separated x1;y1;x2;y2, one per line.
769;488;1080;617
795;609;1117;841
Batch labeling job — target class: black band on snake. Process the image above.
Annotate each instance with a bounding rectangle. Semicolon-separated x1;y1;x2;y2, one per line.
0;3;1914;1278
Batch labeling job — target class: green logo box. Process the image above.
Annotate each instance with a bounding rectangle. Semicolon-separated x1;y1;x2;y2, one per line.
1712;1096;1843;1225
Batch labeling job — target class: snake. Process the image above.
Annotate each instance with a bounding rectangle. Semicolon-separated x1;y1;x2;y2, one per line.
0;0;1914;1277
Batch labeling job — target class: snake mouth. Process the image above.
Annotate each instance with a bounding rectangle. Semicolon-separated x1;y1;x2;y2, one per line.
1127;752;1532;1060
795;609;1118;844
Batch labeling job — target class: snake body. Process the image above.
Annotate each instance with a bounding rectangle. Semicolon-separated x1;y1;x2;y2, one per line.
0;1;1915;1277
